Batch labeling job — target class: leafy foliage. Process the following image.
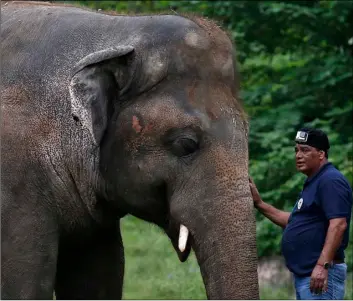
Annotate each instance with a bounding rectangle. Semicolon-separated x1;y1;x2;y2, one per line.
199;1;353;269
64;0;353;273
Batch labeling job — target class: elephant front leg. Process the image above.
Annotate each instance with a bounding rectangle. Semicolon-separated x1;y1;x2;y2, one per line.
1;205;59;300
54;224;125;300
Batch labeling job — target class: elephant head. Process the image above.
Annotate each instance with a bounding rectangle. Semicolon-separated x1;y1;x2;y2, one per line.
69;15;259;300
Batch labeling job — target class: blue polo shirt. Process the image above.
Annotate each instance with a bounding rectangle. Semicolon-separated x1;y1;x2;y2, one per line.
281;162;352;276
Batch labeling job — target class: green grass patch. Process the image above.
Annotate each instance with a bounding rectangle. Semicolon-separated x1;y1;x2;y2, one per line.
260;285;295;300
345;274;353;300
121;215;206;299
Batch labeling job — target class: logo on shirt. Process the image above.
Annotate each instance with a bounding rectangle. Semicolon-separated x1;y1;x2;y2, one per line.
297;198;303;210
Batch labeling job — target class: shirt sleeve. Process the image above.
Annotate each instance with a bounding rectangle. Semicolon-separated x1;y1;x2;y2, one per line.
318;177;353;220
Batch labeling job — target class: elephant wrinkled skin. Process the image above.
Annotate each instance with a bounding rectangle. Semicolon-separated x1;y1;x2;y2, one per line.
1;1;259;299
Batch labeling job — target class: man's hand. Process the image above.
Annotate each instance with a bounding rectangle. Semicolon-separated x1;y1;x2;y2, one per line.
310;264;329;294
249;177;262;207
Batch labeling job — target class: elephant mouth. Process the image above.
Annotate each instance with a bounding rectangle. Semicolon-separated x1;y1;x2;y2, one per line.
166;219;192;262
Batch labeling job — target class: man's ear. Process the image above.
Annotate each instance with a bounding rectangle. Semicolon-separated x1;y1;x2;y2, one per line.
319;150;325;160
69;46;135;145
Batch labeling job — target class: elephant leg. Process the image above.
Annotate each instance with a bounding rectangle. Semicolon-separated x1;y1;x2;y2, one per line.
1;203;59;300
54;224;125;300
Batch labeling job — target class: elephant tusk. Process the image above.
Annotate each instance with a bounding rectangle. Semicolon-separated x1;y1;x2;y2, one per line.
178;224;189;252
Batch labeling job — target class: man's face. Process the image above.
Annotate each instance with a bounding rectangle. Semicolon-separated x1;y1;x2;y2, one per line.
295;143;325;176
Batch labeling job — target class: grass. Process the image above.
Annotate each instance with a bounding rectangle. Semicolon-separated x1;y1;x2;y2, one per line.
121;215;353;300
345;275;353;300
121;215;206;299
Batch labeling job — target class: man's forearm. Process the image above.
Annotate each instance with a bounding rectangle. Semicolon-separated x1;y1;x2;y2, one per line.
316;218;347;266
256;201;291;229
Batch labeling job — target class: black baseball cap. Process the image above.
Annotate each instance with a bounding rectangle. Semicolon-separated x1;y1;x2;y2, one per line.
294;127;330;151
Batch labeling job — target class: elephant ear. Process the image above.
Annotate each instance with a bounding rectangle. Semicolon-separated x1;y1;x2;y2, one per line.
69;46;135;145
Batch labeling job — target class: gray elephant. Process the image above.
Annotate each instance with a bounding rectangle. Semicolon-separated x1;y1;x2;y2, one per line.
1;1;259;299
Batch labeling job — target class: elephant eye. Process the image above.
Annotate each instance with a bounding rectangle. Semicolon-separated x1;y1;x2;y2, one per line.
171;138;199;157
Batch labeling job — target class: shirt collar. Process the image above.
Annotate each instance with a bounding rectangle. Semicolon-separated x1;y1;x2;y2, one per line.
304;162;332;186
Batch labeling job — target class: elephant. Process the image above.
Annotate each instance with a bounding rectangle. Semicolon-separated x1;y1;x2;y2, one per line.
1;1;259;300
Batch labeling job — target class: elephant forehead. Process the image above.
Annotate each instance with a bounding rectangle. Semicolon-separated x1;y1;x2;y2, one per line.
179;21;234;77
129;95;206;132
120;90;244;141
186;81;238;118
184;30;210;50
173;44;233;77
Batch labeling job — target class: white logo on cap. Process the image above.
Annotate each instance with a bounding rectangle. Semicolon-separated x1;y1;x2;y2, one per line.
295;131;308;143
297;198;303;210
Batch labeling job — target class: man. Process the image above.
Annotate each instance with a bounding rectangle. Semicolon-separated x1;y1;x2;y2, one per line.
249;127;352;300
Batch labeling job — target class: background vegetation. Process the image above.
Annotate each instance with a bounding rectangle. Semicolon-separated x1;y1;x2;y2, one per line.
62;0;352;299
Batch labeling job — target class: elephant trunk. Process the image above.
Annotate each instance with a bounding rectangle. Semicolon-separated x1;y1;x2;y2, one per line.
171;175;259;299
193;190;259;299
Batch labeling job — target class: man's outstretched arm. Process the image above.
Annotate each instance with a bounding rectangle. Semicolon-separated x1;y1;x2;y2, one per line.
249;177;291;229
